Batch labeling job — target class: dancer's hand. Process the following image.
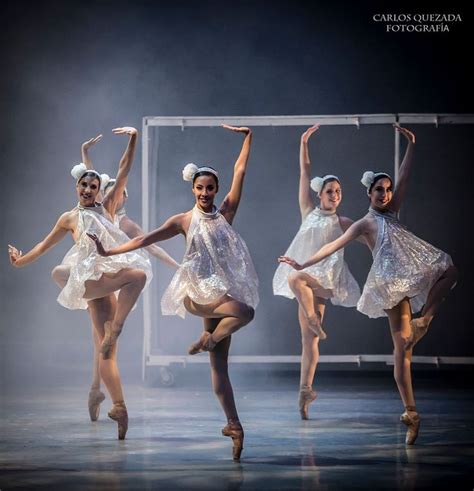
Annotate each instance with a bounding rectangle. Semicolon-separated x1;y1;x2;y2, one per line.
394;124;415;144
278;255;303;270
87;233;109;256
8;244;23;267
222;124;251;135
112;127;137;136
81;134;103;151
301;124;320;143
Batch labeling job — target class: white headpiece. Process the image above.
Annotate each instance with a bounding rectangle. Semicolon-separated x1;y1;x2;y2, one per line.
182;162;219;182
71;163;108;185
361;171;392;192
102;176;128;198
310;174;340;196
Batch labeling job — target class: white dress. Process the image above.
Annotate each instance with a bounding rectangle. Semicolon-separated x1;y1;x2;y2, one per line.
357;208;453;318
273;207;360;307
57;204;153;310
161;206;259;318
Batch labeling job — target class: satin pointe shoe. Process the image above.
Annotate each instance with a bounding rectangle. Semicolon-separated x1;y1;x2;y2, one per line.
188;331;216;355
222;421;244;461
108;401;128;440
307;312;327;340
299;386;318;420
88;388;106;422
100;321;122;359
404;318;429;351
400;406;420;445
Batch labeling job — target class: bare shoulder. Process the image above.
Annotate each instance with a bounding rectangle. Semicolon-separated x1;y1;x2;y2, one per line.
58;209;78;230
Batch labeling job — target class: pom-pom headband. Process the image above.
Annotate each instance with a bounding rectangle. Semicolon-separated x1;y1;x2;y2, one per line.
71;163;108;185
310;174;340;195
182;162;219;182
361;171;392;192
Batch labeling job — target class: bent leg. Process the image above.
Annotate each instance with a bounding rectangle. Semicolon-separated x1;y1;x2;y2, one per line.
51;265;70;289
84;268;147;357
184;295;254;346
288;271;330;339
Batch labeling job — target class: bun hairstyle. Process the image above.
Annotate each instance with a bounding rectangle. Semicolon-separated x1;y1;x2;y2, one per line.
182;162;219;185
310;174;340;196
71;163;107;186
361;171;392;194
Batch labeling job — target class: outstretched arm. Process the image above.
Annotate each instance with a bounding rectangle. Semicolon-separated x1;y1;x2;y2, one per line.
219;125;252;224
88;214;184;257
81;134;103;170
299;125;319;219
278;218;366;270
119;216;180;268
389;125;416;213
8;214;71;268
103;127;137;215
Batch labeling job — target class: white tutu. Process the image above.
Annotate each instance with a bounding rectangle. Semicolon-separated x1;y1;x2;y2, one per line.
161;206;259;318
357;208;453;318
57;204;153;310
273;207;360;307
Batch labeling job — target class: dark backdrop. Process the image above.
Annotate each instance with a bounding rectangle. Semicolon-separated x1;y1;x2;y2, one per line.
1;0;472;386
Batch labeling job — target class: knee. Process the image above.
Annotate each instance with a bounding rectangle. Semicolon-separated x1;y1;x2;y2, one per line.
131;269;147;288
287;271;303;291
240;305;255;324
51;266;67;287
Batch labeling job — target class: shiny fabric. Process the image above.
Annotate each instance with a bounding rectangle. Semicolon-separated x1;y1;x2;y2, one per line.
357;208;453;318
161;206;259;318
57;204;152;310
273;207;360;307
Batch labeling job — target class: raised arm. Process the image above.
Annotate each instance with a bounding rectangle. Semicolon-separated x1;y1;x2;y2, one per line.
88;214;184;257
389;125;416;213
81;134;103;170
119;215;180;269
219;125;252;224
103;127;137;215
299;125;319;219
278;218;366;270
8;213;72;268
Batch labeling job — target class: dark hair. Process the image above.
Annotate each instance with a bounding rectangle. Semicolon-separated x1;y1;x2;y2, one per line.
193;169;219;188
320;177;340;193
77;171;101;185
369;173;392;193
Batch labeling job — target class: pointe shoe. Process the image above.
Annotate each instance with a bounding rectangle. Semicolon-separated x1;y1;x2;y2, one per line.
400;411;420;445
108;401;128;440
404;318;430;351
222;421;244;461
88;389;106;422
100;321;122;359
188;331;216;355
308;312;327;340
299;387;318;420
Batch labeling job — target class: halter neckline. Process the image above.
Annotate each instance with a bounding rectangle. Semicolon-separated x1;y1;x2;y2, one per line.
194;205;219;219
317;207;337;216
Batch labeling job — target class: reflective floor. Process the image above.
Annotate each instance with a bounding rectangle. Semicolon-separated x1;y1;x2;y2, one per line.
1;371;473;490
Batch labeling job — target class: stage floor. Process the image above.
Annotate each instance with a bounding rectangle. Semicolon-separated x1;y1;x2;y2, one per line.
1;371;473;490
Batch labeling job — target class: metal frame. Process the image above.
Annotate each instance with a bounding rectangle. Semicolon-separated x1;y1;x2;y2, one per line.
142;113;474;380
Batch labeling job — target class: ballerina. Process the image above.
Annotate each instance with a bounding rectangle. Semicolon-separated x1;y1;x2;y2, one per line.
273;125;360;419
51;134;179;423
279;125;457;444
8;126;152;440
88;124;259;460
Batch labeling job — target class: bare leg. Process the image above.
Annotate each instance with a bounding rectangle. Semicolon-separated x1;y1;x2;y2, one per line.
287;271;331;339
205;318;244;460
406;266;458;350
184;296;254;353
87;315;105;421
88;295;128;439
84;268;147;358
51;265;70;288
298;300;323;420
386;299;420;445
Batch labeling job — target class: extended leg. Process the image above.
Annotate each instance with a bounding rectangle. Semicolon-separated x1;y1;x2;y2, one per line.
386;299;420;445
